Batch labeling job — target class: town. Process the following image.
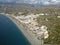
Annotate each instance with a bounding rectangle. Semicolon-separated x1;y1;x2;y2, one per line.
0;4;60;45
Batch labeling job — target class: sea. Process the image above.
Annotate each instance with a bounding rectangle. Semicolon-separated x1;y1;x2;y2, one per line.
0;14;31;45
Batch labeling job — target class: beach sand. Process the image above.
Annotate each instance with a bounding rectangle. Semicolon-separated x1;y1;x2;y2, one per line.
4;14;42;45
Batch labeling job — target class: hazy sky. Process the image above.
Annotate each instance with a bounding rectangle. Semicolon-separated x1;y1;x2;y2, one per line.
0;0;60;4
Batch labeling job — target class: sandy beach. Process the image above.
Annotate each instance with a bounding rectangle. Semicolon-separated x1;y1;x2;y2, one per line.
3;14;43;45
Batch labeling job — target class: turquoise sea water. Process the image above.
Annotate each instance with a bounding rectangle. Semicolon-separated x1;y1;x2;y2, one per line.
0;14;31;45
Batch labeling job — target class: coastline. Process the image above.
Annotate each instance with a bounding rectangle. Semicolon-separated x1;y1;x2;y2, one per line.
1;13;42;45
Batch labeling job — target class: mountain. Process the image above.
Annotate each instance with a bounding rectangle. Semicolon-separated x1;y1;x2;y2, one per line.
0;2;16;5
0;0;60;6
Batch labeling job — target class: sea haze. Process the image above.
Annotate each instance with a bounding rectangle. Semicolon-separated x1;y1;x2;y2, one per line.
0;0;60;6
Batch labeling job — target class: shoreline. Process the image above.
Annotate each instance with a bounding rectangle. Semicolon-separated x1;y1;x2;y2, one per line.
1;13;42;45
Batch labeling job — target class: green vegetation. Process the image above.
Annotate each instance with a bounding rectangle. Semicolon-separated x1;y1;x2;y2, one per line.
21;10;29;15
0;5;60;45
36;13;60;45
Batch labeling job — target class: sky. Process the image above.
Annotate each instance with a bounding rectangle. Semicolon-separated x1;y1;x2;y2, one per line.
0;0;60;5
